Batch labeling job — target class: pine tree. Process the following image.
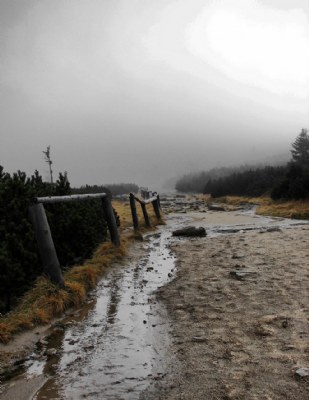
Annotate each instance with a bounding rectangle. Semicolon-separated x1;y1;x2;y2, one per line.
291;129;309;168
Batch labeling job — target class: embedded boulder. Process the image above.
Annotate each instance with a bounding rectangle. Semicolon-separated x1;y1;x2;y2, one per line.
208;204;226;211
172;226;206;237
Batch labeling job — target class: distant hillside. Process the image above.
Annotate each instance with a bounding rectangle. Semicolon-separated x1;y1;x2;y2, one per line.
205;166;287;197
175;154;289;194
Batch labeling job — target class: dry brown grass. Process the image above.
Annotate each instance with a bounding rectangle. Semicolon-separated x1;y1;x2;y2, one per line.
207;195;309;219
257;200;309;219
113;198;162;229
0;199;163;344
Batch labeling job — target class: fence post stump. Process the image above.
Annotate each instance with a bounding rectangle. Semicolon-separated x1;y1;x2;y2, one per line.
101;197;120;246
152;199;161;220
141;203;150;227
29;203;64;288
129;193;139;230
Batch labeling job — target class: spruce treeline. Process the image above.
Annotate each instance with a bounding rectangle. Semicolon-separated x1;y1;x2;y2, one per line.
176;129;309;201
203;130;309;199
0;167;108;313
204;166;287;198
175;167;241;193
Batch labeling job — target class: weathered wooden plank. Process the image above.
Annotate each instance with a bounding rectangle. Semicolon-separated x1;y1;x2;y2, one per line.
34;193;107;204
141;203;150;227
152;198;161;219
129;193;139;230
29;203;64;288
134;195;158;205
101;197;120;246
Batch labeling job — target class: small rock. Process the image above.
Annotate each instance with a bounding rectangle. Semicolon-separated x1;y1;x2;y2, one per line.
254;325;274;337
229;270;257;280
53;326;65;333
266;226;281;232
281;345;295;351
295;368;309;379
191;336;207;343
46;348;57;356
282;320;289;328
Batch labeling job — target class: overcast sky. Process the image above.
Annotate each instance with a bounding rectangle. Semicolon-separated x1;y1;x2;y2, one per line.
1;0;309;189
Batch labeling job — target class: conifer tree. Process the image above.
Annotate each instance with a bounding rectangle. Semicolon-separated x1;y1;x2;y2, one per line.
291;129;309;168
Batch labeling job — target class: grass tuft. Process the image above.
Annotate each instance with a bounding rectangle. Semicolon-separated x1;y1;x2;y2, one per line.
64;281;86;306
0;323;12;344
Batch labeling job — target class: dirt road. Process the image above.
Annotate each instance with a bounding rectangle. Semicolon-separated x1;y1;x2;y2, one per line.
1;204;308;399
142;213;309;399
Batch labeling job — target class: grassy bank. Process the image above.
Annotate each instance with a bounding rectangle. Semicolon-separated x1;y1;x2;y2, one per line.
207;195;309;220
0;199;161;343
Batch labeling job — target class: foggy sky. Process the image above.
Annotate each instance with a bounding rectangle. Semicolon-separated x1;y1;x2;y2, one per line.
1;0;309;189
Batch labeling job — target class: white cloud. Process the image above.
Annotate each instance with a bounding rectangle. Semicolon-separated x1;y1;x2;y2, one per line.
186;0;309;98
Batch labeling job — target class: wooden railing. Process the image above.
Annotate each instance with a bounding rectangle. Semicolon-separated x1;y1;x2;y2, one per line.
129;191;161;230
29;190;161;288
29;193;119;288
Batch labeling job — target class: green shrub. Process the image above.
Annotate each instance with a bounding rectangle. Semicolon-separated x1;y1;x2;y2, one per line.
0;167;107;313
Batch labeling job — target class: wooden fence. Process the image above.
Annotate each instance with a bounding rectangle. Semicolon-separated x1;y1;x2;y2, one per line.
29;193;119;288
29;190;161;287
129;191;161;230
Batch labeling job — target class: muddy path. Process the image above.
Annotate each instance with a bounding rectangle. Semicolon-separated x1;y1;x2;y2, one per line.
1;199;308;399
144;204;309;399
0;221;177;400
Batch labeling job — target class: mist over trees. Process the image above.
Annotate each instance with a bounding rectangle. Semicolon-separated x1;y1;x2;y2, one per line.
175;167;243;193
175;129;309;201
204;166;287;198
175;164;285;194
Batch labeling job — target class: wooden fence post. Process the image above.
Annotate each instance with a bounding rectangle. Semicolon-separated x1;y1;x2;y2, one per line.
152;198;161;220
101;197;120;246
129;193;139;230
141;203;150;227
29;203;64;288
157;194;161;208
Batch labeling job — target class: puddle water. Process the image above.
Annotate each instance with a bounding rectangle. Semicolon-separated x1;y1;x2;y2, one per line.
168;207;309;237
32;227;176;400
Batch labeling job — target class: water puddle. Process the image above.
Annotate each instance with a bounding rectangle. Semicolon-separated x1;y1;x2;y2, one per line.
168;207;309;237
32;227;176;399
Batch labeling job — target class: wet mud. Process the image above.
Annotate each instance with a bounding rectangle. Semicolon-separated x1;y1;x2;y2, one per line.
1;224;177;400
